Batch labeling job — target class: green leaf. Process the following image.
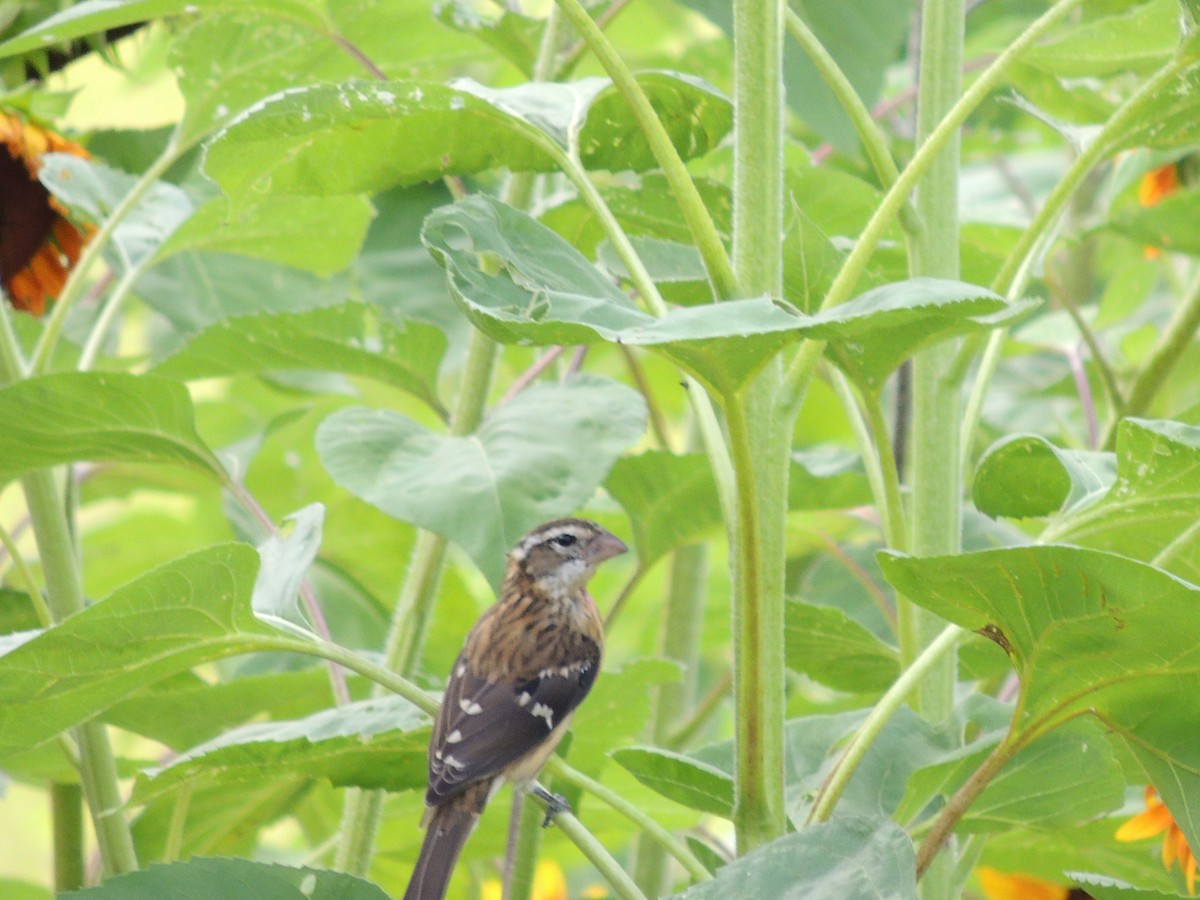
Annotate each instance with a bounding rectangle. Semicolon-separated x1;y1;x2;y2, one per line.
972;434;1116;519
784;599;899;693
0;544;275;759
1045;419;1200;582
171;10;355;143
605;451;723;569
0;880;49;900
157;195;374;275
315;375;645;586
434;0;543;75
0;373;224;484
134;253;347;339
1119;64;1200;151
788;445;874;510
59;857;390;900
39;154;192;268
898;722;1124;832
811;279;1036;390
1023;0;1179;76
879;546;1200;862
611;747;734;817
149;304;447;415
204;74;730;201
1073;873;1190;899
426;195;1031;396
104;669;339;750
669;818;916;899
132;696;430;804
1113;189;1200;255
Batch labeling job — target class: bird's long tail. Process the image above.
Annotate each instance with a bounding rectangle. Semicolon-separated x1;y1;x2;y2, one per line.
402;800;479;900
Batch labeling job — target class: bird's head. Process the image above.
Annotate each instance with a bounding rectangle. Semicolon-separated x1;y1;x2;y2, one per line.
507;518;627;599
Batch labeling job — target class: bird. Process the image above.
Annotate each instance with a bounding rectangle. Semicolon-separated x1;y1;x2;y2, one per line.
403;517;628;900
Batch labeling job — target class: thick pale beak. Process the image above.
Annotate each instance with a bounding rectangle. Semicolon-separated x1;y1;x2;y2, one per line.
586;530;628;564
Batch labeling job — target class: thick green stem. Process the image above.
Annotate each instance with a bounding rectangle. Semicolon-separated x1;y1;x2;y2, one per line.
907;0;965;717
1103;264;1200;448
0;298;138;876
908;4;966;895
779;0;1089;417
51;782;85;892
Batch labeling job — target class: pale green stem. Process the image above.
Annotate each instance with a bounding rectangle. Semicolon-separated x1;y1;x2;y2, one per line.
553;0;740;300
538;802;646;900
1102;264;1200;448
545;759;713;883
779;0;1090;417
0;295;139;876
51;782;85;892
826;369;906;550
1152;515;1200;570
807;624;962;824
0;516;52;626
31;137;181;374
784;9;902;191
162;782;194;863
504;796;544;900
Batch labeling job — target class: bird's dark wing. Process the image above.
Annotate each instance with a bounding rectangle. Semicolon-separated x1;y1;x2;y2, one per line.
426;642;600;805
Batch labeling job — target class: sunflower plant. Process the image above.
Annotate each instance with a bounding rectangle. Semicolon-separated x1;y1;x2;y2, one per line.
0;1;1199;899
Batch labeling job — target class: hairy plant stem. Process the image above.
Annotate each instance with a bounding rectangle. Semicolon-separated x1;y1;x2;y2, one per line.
0;300;139;876
726;0;789;855
1103;264;1200;448
779;0;1089;418
908;2;966;895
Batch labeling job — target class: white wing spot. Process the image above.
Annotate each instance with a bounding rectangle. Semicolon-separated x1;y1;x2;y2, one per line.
456;664;467;678
517;692;531;707
459;698;483;715
530;702;555;729
443;754;466;770
446;729;463;744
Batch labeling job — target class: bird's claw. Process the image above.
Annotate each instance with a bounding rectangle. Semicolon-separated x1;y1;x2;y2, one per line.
531;785;571;827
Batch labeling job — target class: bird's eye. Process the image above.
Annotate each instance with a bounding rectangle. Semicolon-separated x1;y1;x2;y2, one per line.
551;533;578;548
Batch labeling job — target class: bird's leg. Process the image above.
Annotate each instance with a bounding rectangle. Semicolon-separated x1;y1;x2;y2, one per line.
529;783;571;827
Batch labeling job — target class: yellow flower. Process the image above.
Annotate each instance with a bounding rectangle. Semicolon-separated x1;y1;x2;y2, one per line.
978;866;1070;900
480;860;568;900
0;109;91;316
1116;786;1197;894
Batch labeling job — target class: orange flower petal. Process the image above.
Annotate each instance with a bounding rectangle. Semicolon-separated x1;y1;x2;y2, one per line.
1139;164;1181;206
1116;803;1174;842
978;866;1069;900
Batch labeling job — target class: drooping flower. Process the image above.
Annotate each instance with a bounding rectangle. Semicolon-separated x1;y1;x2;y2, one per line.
978;866;1069;900
0;108;91;315
1116;786;1197;894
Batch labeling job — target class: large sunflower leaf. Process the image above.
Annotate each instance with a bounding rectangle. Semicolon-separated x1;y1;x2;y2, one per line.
0;373;224;483
204;73;730;202
0;544;271;760
315;375;645;587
